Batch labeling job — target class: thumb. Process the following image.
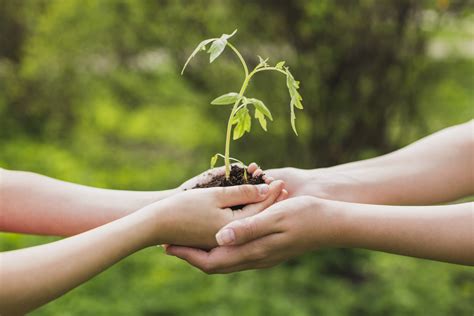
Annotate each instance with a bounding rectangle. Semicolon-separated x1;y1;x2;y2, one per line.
215;184;270;208
239;180;285;216
215;211;278;246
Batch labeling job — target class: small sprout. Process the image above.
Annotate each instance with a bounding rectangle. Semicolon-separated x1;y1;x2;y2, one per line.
182;30;304;179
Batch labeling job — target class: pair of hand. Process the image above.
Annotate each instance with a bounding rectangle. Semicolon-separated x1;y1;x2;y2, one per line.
163;167;346;272
141;163;288;249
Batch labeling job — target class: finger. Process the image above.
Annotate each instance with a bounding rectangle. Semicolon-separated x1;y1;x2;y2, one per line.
166;245;247;274
215;206;282;246
239;180;284;217
262;175;272;184
247;162;259;174
215;184;270;208
264;176;274;183
211;233;285;273
165;244;253;274
165;246;211;270
169;234;283;274
252;168;263;178
276;189;289;202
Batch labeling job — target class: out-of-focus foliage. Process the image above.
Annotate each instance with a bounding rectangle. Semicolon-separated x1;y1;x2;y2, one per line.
0;0;472;315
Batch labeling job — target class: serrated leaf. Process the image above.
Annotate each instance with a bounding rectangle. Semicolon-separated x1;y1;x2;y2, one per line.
211;92;240;105
255;109;268;131
293;93;304;109
231;106;247;125
210;154;219;168
181;38;216;74
275;61;286;69
233;120;245;140
232;107;249;140
208;29;238;63
247;98;273;120
285;68;303;135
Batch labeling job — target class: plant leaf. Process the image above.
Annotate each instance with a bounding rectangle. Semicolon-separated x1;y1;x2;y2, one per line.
255;109;267;131
222;29;237;41
275;61;286;69
210;154;219;168
211;92;240;105
231;106;246;125
290;109;298;136
208;29;238;63
285;67;304;135
233;121;245;140
247;98;273;120
232;107;249;140
181;38;216;74
243;110;251;133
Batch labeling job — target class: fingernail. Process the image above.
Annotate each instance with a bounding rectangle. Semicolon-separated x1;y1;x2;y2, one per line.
216;228;235;245
257;184;269;195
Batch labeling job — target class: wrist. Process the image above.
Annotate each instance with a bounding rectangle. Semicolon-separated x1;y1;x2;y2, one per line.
309;167;382;204
143;188;180;204
127;201;170;249
326;199;377;249
309;197;356;248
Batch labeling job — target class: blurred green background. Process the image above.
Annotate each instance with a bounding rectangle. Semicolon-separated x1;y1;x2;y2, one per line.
1;0;473;315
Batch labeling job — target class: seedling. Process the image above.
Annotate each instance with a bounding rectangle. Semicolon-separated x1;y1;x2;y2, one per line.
181;29;303;180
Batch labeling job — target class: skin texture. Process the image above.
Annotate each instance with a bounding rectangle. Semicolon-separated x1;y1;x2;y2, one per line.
0;163;270;236
166;121;474;271
264;120;474;205
0;169;177;236
166;197;473;273
0;163;286;314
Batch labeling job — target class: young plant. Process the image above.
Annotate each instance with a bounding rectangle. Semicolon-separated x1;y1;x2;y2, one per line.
181;29;304;180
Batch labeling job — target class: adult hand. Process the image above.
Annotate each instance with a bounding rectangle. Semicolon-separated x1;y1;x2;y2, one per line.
264;167;358;202
165;196;342;273
147;180;287;249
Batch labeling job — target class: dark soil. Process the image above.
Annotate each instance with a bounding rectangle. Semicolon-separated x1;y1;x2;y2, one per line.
192;165;265;209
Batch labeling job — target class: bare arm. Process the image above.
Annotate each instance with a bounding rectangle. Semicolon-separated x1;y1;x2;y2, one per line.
337;200;474;264
166;197;474;273
0;169;177;236
266;121;474;205
0;182;283;315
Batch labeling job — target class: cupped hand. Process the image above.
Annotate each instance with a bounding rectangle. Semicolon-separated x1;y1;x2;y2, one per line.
165;196;344;273
149;179;287;249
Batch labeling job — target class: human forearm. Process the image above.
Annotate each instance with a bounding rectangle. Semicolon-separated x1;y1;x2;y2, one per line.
326;121;474;204
268;121;474;205
165;197;472;273
0;169;177;236
0;182;281;313
335;200;474;265
0;205;161;315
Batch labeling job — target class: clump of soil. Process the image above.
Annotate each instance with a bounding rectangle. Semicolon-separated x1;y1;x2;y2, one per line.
193;165;265;188
193;165;265;209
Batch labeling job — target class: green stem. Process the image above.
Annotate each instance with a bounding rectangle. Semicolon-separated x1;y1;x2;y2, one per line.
227;43;249;78
223;47;287;179
253;66;287;76
224;75;251;178
223;43;253;179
